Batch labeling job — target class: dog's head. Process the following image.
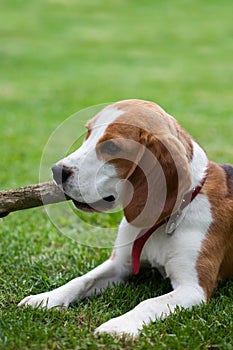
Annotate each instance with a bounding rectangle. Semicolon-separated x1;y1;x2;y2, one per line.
52;100;193;227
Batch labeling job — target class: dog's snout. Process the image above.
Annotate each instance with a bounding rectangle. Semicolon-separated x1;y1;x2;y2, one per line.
52;165;72;185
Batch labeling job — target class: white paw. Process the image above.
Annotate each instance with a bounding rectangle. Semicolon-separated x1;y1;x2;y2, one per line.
18;290;70;309
94;313;142;337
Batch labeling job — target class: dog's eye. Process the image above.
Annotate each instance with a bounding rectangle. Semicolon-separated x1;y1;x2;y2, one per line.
101;141;121;155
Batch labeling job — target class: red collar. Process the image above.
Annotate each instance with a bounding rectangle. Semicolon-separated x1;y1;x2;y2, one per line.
132;168;209;274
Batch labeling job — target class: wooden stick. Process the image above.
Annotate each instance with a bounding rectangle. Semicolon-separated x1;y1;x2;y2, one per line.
0;182;70;218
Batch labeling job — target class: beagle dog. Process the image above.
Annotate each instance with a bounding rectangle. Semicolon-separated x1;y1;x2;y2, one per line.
19;99;233;336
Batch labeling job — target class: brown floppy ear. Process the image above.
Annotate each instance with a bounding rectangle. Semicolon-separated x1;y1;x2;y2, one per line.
122;131;192;228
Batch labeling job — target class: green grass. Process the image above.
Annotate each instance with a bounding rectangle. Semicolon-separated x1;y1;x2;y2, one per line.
0;0;233;348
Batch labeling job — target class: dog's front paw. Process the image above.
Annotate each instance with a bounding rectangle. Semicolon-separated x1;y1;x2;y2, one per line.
18;290;70;309
95;313;142;337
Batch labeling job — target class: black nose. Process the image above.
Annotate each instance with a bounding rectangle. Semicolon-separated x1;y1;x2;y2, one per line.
52;165;72;185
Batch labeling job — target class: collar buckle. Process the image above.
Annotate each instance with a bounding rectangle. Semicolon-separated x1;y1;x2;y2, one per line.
165;209;183;235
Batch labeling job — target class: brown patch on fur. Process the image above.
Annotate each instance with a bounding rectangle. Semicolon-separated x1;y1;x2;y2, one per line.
115;99;193;161
84;129;91;141
84;121;92;141
84;112;101;140
122;132;192;227
96;102;192;227
115;99;168;117
196;162;233;300
175;122;194;162
96;122;143;180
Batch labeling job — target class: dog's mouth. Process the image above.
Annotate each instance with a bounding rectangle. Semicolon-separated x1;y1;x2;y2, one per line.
71;195;116;213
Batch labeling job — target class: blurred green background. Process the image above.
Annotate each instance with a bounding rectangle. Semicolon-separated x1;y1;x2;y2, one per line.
0;1;232;349
1;0;232;188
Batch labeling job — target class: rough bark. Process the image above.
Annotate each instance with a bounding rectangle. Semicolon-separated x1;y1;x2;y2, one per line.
0;182;70;218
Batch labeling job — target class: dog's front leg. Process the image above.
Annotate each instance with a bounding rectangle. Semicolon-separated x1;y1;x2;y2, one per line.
95;284;206;337
18;218;139;309
18;258;130;309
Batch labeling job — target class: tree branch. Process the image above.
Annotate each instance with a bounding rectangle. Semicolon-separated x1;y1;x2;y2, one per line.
0;182;70;218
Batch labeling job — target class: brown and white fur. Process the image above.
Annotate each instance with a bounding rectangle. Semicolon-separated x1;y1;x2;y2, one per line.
19;99;233;336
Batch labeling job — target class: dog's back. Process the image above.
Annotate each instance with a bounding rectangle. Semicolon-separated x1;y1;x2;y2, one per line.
220;164;233;196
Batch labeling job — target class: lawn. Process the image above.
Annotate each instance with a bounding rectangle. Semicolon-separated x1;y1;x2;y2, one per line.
0;0;233;349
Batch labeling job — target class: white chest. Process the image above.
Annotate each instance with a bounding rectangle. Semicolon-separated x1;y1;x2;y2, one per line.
141;194;213;287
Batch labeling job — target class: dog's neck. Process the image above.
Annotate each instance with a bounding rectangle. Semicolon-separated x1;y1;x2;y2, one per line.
131;157;209;275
